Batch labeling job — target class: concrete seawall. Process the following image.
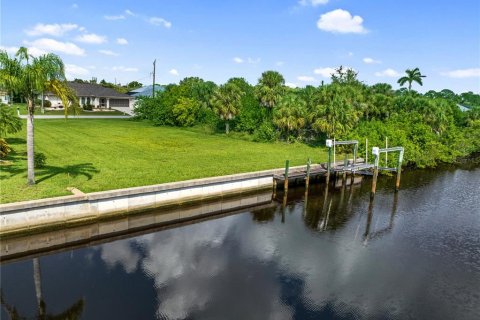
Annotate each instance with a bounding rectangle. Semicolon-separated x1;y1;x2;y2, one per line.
0;164;321;237
1;190;274;262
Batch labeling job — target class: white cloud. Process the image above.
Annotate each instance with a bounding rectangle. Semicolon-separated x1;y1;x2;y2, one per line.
0;46;19;54
276;61;285;67
374;68;400;77
233;57;244;64
297;75;316;82
27;47;48;57
125;9;135;16
317;9;367;34
314;67;336;78
104;15;125;20
169;69;179;76
112;66;139;72
24;38;85;56
299;0;329;6
233;57;259;64
247;57;261;64
65;64;89;78
149;17;172;28
286;82;298;88
116;38;128;45
76;33;107;44
99;49;119;56
25;23;78;36
440;68;480;78
363;57;381;64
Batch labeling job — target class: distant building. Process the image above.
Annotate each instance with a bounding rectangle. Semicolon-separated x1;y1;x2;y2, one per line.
127;85;164;98
0;90;10;104
457;104;471;112
45;82;135;115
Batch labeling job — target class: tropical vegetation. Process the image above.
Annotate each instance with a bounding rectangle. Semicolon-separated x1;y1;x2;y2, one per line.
134;66;480;168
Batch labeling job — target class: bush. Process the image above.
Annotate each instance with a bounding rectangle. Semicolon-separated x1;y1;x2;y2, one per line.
43;100;52;108
0;138;12;158
83;104;93;111
253;122;278;142
34;152;47;168
172;97;200;127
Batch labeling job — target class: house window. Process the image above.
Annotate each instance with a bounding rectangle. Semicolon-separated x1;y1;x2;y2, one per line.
87;97;91;105
81;97;85;105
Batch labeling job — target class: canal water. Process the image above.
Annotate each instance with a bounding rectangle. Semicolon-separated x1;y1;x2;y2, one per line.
1;165;479;319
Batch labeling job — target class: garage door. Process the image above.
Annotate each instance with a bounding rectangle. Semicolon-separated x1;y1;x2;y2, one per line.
109;99;129;108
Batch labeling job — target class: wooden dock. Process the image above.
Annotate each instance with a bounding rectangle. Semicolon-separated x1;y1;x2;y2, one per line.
273;160;372;186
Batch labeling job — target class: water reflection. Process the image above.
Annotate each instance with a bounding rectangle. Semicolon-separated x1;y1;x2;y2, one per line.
1;257;85;320
1;167;480;319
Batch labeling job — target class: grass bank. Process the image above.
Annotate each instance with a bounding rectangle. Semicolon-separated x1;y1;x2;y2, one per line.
1;119;325;203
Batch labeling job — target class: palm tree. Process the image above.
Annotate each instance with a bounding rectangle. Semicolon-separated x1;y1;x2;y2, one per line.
397;68;426;91
254;71;285;113
0;47;76;185
310;85;361;138
210;83;244;134
273;94;307;142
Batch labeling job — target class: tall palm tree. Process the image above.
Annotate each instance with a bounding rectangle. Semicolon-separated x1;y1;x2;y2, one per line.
210;83;244;134
0;47;76;185
397;68;426;91
254;71;285;113
273;94;307;142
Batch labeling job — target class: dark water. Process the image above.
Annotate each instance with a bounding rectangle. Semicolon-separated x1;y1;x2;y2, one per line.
1;166;479;320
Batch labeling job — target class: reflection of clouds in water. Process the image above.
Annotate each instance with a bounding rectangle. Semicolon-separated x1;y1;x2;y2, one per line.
96;188;480;320
100;241;140;273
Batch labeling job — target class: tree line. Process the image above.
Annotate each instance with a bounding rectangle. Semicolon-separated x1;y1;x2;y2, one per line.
134;67;480;168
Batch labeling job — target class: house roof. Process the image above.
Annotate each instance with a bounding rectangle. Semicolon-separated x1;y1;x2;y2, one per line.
68;82;131;99
457;104;471;112
128;85;164;97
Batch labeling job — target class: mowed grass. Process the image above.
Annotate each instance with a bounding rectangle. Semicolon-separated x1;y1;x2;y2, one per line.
1;119;325;203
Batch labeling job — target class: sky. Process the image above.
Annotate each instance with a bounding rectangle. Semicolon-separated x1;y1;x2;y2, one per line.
1;0;479;93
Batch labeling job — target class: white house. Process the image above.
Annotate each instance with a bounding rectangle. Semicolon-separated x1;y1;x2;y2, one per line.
0;90;10;104
44;82;135;115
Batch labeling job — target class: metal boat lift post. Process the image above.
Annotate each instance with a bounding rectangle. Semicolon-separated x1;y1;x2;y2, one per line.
370;146;404;199
326;139;359;183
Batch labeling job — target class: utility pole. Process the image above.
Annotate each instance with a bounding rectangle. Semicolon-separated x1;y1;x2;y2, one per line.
152;59;156;98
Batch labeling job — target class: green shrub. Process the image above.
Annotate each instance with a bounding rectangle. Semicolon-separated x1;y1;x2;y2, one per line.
83;104;93;111
43;100;52;108
34;152;47;168
0;138;12;158
253;122;278;142
172;97;200;127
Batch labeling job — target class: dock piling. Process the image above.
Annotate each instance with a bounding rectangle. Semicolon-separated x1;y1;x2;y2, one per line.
284;160;290;192
326;139;333;185
395;148;404;191
370;147;380;200
305;158;311;189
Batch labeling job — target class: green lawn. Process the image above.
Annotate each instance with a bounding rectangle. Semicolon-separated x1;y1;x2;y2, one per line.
13;103;126;116
0;119;325;203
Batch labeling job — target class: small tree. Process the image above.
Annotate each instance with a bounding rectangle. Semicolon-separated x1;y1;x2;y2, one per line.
0;47;77;184
210;83;243;134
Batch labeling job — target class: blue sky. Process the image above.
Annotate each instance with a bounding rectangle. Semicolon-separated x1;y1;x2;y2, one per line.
1;0;479;93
